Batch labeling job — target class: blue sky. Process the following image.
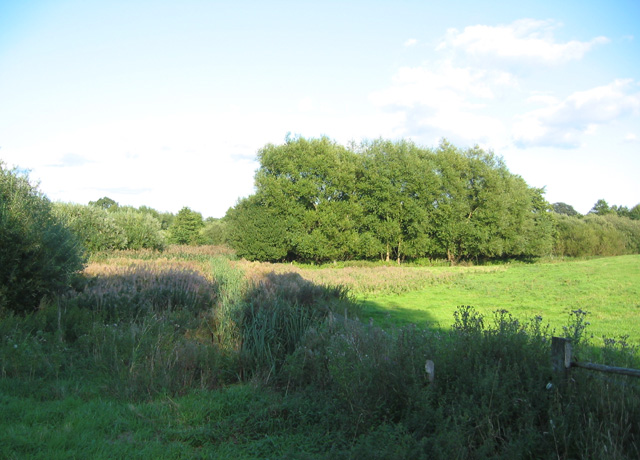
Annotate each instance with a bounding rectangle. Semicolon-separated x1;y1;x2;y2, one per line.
1;0;638;217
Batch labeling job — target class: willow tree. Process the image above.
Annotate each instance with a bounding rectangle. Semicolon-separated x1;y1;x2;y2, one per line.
430;141;552;263
252;135;364;262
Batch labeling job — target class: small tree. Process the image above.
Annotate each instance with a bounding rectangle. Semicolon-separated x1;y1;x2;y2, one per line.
200;218;229;245
169;207;204;245
1;162;85;314
590;199;612;215
89;196;119;211
553;202;580;217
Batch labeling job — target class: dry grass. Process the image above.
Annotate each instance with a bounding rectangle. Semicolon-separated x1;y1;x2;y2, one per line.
235;260;506;296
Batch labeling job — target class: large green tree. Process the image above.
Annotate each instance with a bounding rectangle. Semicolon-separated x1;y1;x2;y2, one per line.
357;139;436;262
226;137;556;263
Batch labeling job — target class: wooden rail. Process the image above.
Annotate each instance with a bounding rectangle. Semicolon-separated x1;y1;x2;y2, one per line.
551;337;640;380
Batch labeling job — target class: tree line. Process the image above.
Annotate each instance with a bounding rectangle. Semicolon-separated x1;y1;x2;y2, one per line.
52;198;226;252
44;137;640;263
226;137;557;263
2;140;639;312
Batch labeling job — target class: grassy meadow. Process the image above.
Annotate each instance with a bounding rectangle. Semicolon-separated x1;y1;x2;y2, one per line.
244;255;640;344
357;256;640;343
1;248;639;459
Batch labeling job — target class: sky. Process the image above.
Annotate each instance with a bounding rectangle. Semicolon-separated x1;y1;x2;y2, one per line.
1;0;638;218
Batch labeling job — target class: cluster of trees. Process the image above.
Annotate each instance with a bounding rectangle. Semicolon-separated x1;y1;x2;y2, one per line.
53;199;228;253
552;199;640;257
225;137;555;263
2;139;638;312
0;160;228;314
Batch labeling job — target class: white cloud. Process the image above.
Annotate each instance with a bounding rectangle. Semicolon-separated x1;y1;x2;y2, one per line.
369;59;509;145
370;60;496;109
403;38;418;47
514;79;640;148
439;19;609;64
624;133;638;143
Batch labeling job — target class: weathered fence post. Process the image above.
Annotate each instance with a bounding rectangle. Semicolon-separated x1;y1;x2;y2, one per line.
551;337;572;382
425;359;435;385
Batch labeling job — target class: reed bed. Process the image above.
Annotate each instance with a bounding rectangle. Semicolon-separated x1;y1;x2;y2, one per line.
236;260;505;295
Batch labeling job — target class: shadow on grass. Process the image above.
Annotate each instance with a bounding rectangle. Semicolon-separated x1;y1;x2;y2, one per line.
358;298;442;330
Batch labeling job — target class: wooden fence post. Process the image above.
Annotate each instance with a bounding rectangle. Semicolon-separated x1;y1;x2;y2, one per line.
425;359;435;384
551;337;572;382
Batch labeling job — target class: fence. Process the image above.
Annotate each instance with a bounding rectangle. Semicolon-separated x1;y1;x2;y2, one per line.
551;336;640;380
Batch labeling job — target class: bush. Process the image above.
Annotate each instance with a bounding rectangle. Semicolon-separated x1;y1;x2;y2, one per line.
169;207;204;245
55;204;166;253
0;162;85;314
553;213;640;257
112;208;166;251
200;218;229;245
53;202;127;252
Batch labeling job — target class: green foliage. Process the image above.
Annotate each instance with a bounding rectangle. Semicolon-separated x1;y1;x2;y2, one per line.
553;201;580;216
137;205;174;230
0;162;85;314
112;209;166;251
227;137;553;263
590;198;613;215
226;194;292;261
55;203;166;252
54;202;128;252
168;207;204;245
554;213;640;257
89;196;118;211
199;217;228;245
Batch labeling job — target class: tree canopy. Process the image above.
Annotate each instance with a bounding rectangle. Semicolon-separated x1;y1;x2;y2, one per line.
225;137;555;263
1;162;85;313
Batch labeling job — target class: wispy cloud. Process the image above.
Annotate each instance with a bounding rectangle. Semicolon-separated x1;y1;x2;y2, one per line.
513;79;640;148
403;38;418;47
370;18;633;152
49;153;93;168
370;58;510;145
438;19;609;64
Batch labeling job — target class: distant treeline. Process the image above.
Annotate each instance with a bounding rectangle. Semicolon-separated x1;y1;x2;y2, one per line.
52;199;227;253
47;137;640;262
4;137;640;268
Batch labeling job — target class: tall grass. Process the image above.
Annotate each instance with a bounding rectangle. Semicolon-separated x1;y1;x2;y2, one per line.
2;249;639;458
279;306;640;458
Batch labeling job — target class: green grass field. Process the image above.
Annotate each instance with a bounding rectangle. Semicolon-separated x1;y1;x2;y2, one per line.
359;255;640;343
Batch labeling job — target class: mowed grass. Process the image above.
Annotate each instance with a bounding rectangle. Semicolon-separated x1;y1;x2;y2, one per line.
359;255;640;343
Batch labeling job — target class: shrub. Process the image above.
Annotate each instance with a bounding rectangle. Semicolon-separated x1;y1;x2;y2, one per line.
112;208;166;251
200;218;229;245
169;207;204;245
553;213;640;257
0;162;85;314
53;202;127;253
